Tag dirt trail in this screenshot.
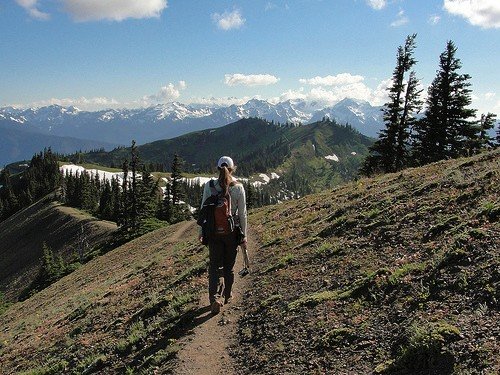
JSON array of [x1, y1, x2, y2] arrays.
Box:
[[166, 220, 197, 243], [174, 232, 255, 375]]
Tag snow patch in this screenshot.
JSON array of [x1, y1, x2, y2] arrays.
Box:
[[181, 176, 212, 186], [60, 164, 137, 184], [259, 173, 270, 183], [351, 151, 357, 155], [325, 154, 339, 162]]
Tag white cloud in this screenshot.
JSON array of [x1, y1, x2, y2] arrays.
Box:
[[299, 73, 365, 86], [212, 9, 245, 30], [270, 78, 391, 108], [484, 92, 496, 100], [27, 96, 120, 110], [429, 14, 441, 25], [15, 0, 50, 20], [188, 96, 255, 107], [61, 0, 167, 22], [391, 10, 409, 27], [371, 79, 392, 106], [366, 0, 386, 10], [224, 74, 279, 87], [444, 0, 500, 29], [143, 81, 187, 103]]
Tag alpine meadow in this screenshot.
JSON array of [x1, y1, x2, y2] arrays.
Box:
[[1, 1, 499, 374]]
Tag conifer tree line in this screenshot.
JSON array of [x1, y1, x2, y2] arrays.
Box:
[[0, 149, 61, 221], [61, 143, 191, 235], [361, 35, 499, 176]]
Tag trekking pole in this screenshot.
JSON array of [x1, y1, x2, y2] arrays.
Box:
[[239, 244, 250, 276]]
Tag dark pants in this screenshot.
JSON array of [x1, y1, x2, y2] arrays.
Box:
[[208, 232, 238, 304]]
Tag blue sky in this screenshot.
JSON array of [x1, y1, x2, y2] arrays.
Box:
[[1, 0, 499, 115]]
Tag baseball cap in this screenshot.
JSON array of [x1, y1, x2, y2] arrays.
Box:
[[217, 156, 234, 169]]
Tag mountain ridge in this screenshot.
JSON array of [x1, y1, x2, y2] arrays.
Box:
[[1, 98, 384, 146]]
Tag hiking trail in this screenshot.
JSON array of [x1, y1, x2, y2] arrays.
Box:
[[173, 231, 255, 375]]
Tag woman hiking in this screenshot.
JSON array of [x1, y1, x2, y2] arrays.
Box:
[[198, 156, 248, 315]]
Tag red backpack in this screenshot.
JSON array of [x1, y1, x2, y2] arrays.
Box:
[[210, 180, 235, 235]]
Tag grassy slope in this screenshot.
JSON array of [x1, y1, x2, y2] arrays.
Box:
[[0, 149, 497, 374], [0, 196, 117, 302], [234, 149, 499, 374], [0, 222, 205, 374]]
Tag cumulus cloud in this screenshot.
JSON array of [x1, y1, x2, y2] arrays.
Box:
[[429, 14, 441, 25], [484, 92, 496, 100], [444, 0, 500, 29], [143, 81, 187, 104], [366, 0, 386, 10], [299, 73, 365, 86], [270, 77, 391, 108], [391, 10, 409, 27], [224, 74, 279, 87], [62, 0, 167, 22], [15, 0, 50, 20], [212, 9, 245, 30]]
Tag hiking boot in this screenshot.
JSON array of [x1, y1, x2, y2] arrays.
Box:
[[211, 300, 222, 315], [224, 294, 233, 305]]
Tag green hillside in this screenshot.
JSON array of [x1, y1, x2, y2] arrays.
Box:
[[1, 149, 496, 374], [82, 118, 371, 173], [0, 196, 117, 302], [234, 149, 499, 374]]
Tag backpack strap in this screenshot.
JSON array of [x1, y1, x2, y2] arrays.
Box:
[[209, 179, 218, 196]]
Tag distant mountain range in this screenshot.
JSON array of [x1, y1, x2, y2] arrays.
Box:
[[0, 98, 383, 166]]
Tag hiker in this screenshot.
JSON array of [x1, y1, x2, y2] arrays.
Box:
[[198, 156, 248, 315]]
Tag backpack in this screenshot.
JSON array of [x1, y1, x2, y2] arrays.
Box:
[[197, 180, 235, 243]]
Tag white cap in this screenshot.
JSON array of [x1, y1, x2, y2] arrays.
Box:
[[217, 156, 234, 169]]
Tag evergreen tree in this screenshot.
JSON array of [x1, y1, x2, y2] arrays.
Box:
[[39, 242, 65, 285], [0, 169, 18, 217], [111, 176, 121, 222], [413, 40, 477, 163], [477, 113, 497, 150], [171, 154, 183, 206], [118, 159, 130, 229], [361, 34, 421, 175], [245, 181, 257, 209], [129, 140, 140, 231], [99, 180, 113, 220], [162, 182, 172, 222], [137, 164, 159, 222], [169, 154, 190, 223]]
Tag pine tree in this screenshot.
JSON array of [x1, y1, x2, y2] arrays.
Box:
[[171, 154, 183, 206], [0, 169, 18, 216], [129, 140, 140, 232], [413, 41, 477, 163], [99, 180, 113, 220], [118, 159, 130, 229], [111, 176, 121, 222], [477, 113, 497, 151], [361, 34, 421, 175], [245, 181, 257, 209], [162, 182, 172, 222]]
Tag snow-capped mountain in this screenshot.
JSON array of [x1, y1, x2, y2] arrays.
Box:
[[0, 98, 383, 147], [311, 98, 384, 137]]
